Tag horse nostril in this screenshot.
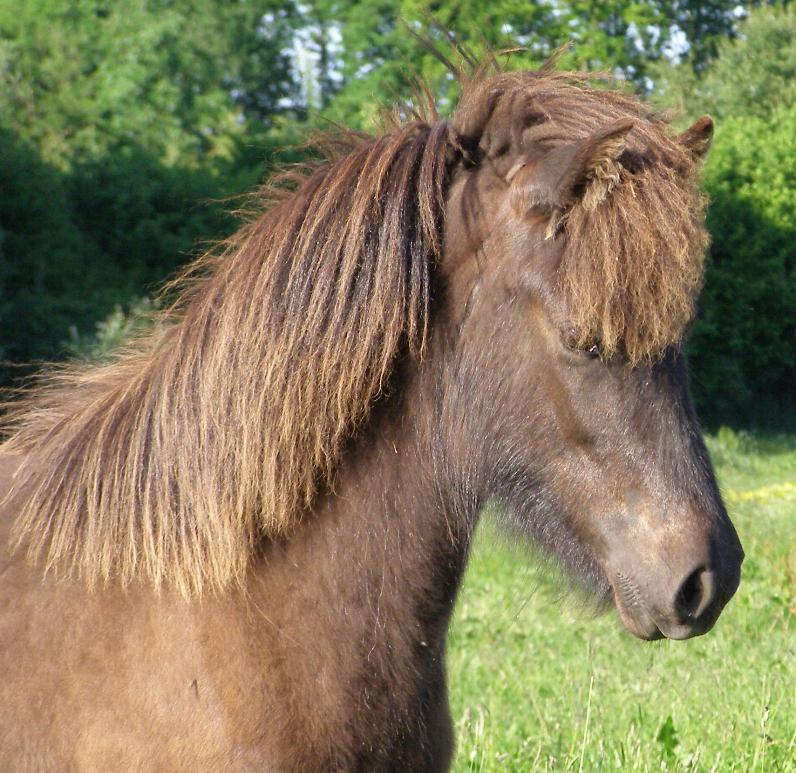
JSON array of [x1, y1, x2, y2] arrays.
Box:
[[674, 566, 715, 623]]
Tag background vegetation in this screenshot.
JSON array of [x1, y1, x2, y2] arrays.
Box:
[[1, 1, 794, 427]]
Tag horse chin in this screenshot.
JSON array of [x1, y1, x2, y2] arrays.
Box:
[[612, 594, 666, 641], [536, 537, 615, 613], [496, 492, 614, 607]]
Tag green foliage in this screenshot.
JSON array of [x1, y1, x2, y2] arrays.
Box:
[[306, 0, 737, 128], [706, 427, 796, 489], [688, 111, 796, 426], [647, 5, 796, 426], [0, 0, 309, 384], [64, 297, 156, 361], [0, 127, 107, 367], [0, 0, 299, 168], [0, 0, 793, 427], [656, 715, 680, 761], [0, 128, 248, 377], [653, 4, 796, 121]]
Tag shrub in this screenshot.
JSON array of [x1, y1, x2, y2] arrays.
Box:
[[689, 106, 796, 426]]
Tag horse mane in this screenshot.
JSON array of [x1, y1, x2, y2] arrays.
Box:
[[0, 63, 708, 595], [1, 120, 453, 595]]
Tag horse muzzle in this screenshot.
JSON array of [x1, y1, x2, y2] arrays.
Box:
[[608, 533, 744, 641]]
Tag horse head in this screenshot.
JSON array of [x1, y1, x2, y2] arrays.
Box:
[[436, 73, 743, 640]]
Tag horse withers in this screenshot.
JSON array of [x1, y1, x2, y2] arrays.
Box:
[[0, 65, 742, 770]]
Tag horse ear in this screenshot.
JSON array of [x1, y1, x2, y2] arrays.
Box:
[[508, 119, 633, 232], [678, 115, 714, 161]]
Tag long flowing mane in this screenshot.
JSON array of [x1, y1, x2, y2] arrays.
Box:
[[1, 121, 453, 595], [0, 63, 708, 595]]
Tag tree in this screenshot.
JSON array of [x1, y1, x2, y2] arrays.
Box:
[[291, 0, 739, 129], [0, 0, 300, 168], [0, 0, 310, 382], [650, 5, 796, 424], [0, 127, 108, 368], [0, 126, 244, 375], [689, 106, 796, 424], [652, 4, 796, 121]]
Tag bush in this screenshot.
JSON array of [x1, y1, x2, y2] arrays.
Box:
[[688, 106, 796, 426], [64, 297, 157, 361], [652, 5, 796, 123], [0, 127, 107, 370], [0, 130, 260, 384]]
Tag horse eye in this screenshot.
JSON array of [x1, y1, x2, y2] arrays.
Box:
[[585, 342, 601, 358], [563, 329, 601, 358]]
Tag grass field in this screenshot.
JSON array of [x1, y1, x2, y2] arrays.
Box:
[[447, 429, 796, 771]]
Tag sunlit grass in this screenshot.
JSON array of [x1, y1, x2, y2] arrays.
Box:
[[448, 429, 796, 771]]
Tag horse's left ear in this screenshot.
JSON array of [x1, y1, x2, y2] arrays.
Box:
[[678, 115, 714, 161]]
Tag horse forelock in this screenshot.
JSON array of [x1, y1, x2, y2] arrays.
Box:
[[451, 69, 709, 364]]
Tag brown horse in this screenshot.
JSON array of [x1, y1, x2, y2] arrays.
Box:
[[0, 64, 743, 771]]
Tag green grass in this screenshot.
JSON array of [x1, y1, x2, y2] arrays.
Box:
[[447, 429, 796, 771]]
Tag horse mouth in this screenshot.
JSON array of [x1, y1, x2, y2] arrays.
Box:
[[611, 563, 733, 642], [612, 571, 665, 641]]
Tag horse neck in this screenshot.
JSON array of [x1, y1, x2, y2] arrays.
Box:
[[247, 357, 479, 655]]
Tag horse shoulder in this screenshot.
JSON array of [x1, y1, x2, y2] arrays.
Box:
[[0, 451, 283, 769]]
